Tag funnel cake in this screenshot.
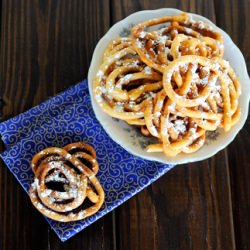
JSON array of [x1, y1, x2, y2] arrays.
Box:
[[94, 37, 162, 121], [131, 13, 224, 73], [93, 12, 241, 158], [143, 91, 206, 157], [29, 142, 104, 222], [163, 56, 241, 132]]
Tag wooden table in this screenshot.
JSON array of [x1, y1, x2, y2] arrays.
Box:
[[0, 1, 249, 249]]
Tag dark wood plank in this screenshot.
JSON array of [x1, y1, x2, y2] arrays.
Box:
[[0, 1, 49, 249], [49, 213, 115, 249], [2, 0, 247, 249], [0, 0, 115, 249], [117, 154, 235, 250], [214, 0, 250, 249], [112, 1, 236, 249]]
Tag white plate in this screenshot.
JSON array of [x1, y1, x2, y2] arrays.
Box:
[[88, 8, 250, 164]]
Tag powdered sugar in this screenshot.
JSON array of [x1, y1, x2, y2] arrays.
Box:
[[168, 103, 176, 112], [143, 66, 153, 75], [40, 189, 52, 198], [37, 203, 43, 210], [197, 21, 205, 29], [49, 161, 63, 168], [31, 178, 39, 189], [139, 31, 146, 38], [172, 119, 187, 134]]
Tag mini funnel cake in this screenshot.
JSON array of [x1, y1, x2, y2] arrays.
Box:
[[29, 142, 104, 222]]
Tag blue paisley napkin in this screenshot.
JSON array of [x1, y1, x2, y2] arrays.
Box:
[[0, 80, 174, 241]]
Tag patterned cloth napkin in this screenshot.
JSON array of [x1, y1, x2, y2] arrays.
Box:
[[0, 80, 173, 241]]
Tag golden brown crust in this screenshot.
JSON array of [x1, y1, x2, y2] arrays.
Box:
[[29, 142, 104, 222], [93, 12, 241, 158]]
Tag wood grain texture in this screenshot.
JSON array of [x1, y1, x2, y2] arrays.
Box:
[[0, 1, 49, 249], [214, 0, 250, 249], [0, 0, 249, 249], [112, 0, 236, 249], [0, 0, 115, 249], [110, 0, 216, 23], [116, 152, 235, 250]]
